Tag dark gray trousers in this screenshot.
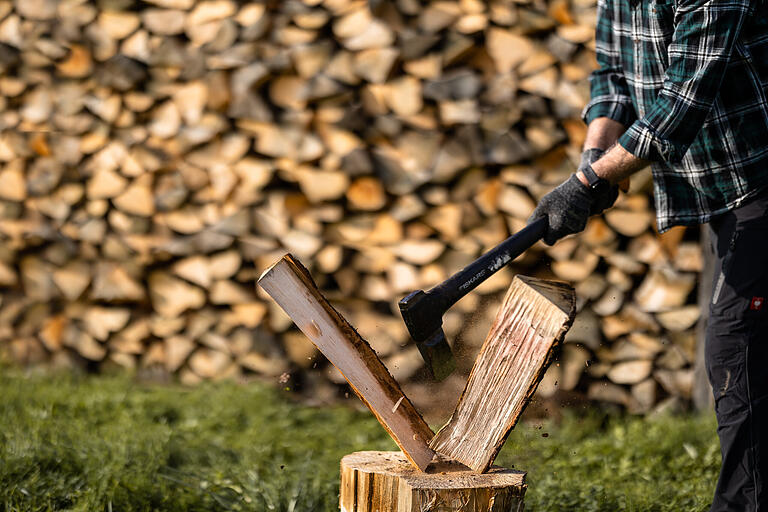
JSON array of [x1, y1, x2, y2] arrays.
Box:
[[706, 193, 768, 511]]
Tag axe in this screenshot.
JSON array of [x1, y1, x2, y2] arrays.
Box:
[[399, 217, 547, 380]]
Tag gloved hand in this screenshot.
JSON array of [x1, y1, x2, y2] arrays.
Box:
[[529, 173, 618, 246]]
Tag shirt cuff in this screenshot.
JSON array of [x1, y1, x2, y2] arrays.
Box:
[[617, 119, 687, 163], [581, 95, 637, 126]]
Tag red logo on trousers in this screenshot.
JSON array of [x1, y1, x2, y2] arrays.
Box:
[[750, 297, 764, 311]]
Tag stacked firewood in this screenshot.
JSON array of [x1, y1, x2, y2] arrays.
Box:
[[0, 0, 701, 414]]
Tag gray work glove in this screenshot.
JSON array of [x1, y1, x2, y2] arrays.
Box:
[[529, 174, 618, 246]]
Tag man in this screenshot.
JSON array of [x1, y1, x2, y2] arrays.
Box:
[[528, 0, 768, 508]]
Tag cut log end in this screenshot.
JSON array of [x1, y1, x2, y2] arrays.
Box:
[[340, 451, 526, 512]]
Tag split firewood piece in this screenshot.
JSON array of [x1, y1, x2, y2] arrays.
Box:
[[83, 307, 131, 342], [39, 314, 66, 352], [560, 343, 591, 391], [588, 381, 630, 406], [340, 451, 526, 512], [656, 305, 700, 332], [141, 9, 186, 35], [607, 360, 653, 385], [346, 176, 386, 211], [293, 167, 349, 204], [0, 159, 26, 201], [629, 379, 658, 414], [148, 272, 205, 317], [551, 248, 599, 282], [20, 256, 56, 301], [63, 325, 106, 361], [430, 276, 576, 473], [110, 319, 149, 355], [655, 368, 694, 399], [605, 209, 653, 237], [57, 44, 93, 78], [52, 261, 91, 301], [673, 242, 703, 272], [657, 225, 687, 258], [258, 254, 435, 471], [189, 347, 232, 379], [486, 27, 534, 74], [634, 267, 696, 313]]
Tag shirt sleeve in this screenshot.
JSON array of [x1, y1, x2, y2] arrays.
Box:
[[617, 0, 751, 163], [581, 0, 638, 127]]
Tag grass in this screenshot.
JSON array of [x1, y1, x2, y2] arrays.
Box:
[[0, 371, 720, 511], [497, 410, 720, 511]]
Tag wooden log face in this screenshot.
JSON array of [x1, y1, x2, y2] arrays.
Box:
[[340, 451, 526, 512], [258, 254, 435, 471], [430, 276, 576, 473]]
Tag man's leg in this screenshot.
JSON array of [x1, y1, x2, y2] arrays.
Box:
[[706, 195, 768, 512]]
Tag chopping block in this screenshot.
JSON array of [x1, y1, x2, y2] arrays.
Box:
[[340, 451, 526, 512]]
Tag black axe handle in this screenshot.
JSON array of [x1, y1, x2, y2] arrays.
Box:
[[427, 217, 547, 312]]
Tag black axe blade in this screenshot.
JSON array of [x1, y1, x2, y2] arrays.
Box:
[[398, 218, 547, 380], [399, 289, 455, 381]]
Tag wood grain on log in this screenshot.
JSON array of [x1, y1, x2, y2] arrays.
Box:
[[430, 276, 576, 472], [258, 254, 435, 471]]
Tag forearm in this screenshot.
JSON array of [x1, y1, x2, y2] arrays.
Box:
[[588, 143, 650, 185], [583, 117, 626, 151], [577, 117, 648, 187]]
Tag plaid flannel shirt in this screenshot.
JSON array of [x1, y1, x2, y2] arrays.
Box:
[[581, 0, 768, 231]]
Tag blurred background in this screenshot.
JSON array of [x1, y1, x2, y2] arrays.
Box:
[[0, 0, 709, 421]]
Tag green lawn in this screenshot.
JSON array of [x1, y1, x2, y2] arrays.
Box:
[[0, 371, 720, 511]]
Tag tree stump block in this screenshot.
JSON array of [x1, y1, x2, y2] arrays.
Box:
[[340, 451, 526, 512]]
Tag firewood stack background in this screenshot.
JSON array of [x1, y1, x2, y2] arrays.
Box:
[[0, 0, 702, 416]]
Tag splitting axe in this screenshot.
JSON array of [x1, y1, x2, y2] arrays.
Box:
[[398, 217, 547, 380]]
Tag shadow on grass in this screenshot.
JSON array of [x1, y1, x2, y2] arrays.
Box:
[[0, 371, 719, 511]]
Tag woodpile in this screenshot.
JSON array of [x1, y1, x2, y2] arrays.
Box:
[[0, 0, 702, 415]]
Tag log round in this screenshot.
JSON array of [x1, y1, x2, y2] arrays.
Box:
[[340, 451, 526, 512]]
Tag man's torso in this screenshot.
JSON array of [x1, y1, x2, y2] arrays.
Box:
[[597, 0, 768, 229]]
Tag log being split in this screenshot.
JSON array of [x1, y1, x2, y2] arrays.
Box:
[[258, 254, 435, 471], [431, 276, 576, 472], [340, 451, 526, 512]]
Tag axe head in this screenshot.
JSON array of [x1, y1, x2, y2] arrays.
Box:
[[398, 290, 456, 381]]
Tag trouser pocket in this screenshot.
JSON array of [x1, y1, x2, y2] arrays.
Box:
[[709, 207, 768, 323]]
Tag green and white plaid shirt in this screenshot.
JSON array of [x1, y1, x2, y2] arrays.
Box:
[[581, 0, 768, 231]]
